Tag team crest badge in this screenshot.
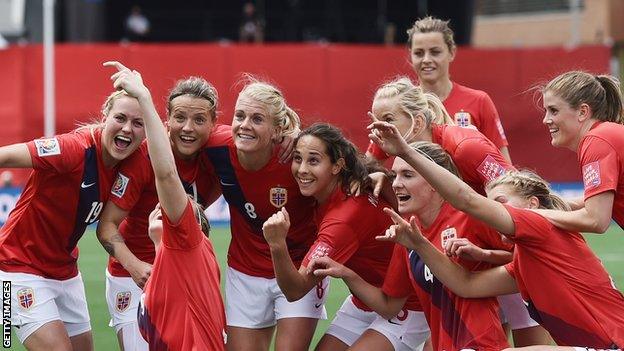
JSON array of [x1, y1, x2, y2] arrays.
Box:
[[269, 187, 288, 208], [441, 227, 457, 247], [111, 173, 130, 198], [477, 155, 505, 182], [34, 138, 61, 157], [582, 161, 601, 190], [17, 288, 34, 310], [454, 111, 472, 127], [116, 291, 132, 312]]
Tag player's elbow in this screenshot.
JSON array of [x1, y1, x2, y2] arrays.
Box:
[[593, 218, 610, 234], [453, 187, 478, 213]]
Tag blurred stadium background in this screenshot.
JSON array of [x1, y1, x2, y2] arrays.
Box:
[[1, 0, 623, 349]]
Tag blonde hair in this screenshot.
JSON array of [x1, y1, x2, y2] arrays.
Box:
[[543, 71, 624, 125], [238, 76, 301, 138], [407, 16, 456, 52], [76, 90, 133, 130], [167, 77, 218, 120], [486, 170, 570, 211], [373, 77, 454, 139]]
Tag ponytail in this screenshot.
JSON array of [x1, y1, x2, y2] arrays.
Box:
[[595, 75, 624, 124]]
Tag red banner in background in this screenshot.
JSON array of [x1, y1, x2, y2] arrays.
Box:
[[0, 43, 610, 183]]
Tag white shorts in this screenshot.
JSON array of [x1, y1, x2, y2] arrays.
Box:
[[497, 293, 539, 330], [326, 295, 429, 350], [105, 269, 142, 332], [225, 266, 329, 328], [0, 270, 91, 343]]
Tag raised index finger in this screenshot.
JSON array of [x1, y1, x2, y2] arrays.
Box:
[[103, 61, 129, 72], [382, 207, 405, 224]]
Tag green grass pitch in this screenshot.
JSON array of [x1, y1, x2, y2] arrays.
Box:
[[8, 225, 624, 350]]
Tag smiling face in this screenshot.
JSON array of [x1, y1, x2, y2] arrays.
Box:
[[232, 95, 279, 156], [391, 157, 439, 216], [542, 91, 586, 150], [101, 95, 145, 165], [168, 95, 215, 159], [410, 32, 454, 85], [291, 135, 342, 204], [371, 96, 415, 138]]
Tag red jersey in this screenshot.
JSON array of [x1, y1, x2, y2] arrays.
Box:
[[301, 187, 395, 311], [108, 142, 221, 277], [0, 128, 117, 280], [444, 82, 508, 149], [204, 125, 317, 278], [504, 205, 624, 348], [432, 124, 513, 195], [382, 203, 510, 351], [578, 121, 624, 229], [138, 201, 225, 351]]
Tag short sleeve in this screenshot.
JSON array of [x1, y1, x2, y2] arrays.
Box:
[[470, 219, 514, 252], [162, 200, 204, 250], [579, 136, 619, 200], [503, 205, 549, 246], [454, 137, 512, 185], [301, 219, 359, 267], [478, 93, 508, 148], [504, 261, 516, 279], [27, 133, 84, 174], [110, 149, 152, 211], [366, 141, 390, 162], [382, 245, 414, 299]]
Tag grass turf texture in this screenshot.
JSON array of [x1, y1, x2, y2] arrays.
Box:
[[8, 224, 624, 350]]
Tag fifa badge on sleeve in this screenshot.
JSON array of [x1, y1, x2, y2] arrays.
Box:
[[34, 138, 61, 157], [269, 187, 288, 208]]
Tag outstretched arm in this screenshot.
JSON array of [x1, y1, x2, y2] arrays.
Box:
[[378, 208, 518, 298], [308, 256, 406, 319], [0, 144, 32, 168], [368, 121, 515, 235], [105, 61, 187, 223], [533, 192, 614, 234]]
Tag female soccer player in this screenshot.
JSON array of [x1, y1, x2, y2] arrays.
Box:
[[203, 78, 326, 351], [366, 77, 511, 195], [408, 16, 511, 161], [369, 120, 624, 348], [96, 77, 222, 350], [367, 77, 550, 346], [106, 61, 226, 350], [308, 141, 514, 351], [263, 123, 431, 351], [0, 86, 145, 349], [531, 71, 624, 233]]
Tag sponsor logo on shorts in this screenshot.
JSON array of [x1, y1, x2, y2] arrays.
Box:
[[116, 291, 132, 312], [16, 288, 34, 310], [269, 187, 288, 208], [34, 138, 61, 157], [441, 227, 457, 247], [582, 161, 601, 190], [388, 308, 408, 325], [454, 111, 472, 127], [111, 173, 130, 198], [477, 155, 505, 182]]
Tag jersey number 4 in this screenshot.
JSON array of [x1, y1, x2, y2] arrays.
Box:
[[85, 201, 104, 224]]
